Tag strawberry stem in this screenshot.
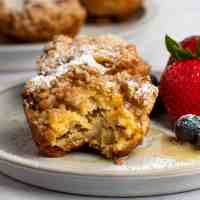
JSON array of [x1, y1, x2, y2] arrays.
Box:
[[165, 35, 193, 60]]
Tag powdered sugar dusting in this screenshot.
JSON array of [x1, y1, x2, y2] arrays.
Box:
[[4, 0, 62, 12], [28, 53, 105, 91], [5, 0, 24, 11], [135, 83, 158, 105], [70, 54, 105, 73], [127, 79, 139, 88], [38, 34, 130, 74], [28, 75, 55, 90]]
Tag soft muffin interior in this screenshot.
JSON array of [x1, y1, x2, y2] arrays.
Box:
[[38, 85, 142, 158]]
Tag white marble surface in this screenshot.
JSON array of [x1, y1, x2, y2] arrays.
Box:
[[1, 0, 200, 199]]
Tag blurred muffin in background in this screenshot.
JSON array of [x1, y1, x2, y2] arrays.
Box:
[[0, 0, 86, 42], [82, 0, 144, 22]]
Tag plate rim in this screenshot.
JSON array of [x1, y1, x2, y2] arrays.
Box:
[[1, 155, 200, 180], [0, 43, 45, 53]]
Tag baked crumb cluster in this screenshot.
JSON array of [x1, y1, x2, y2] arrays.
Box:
[[0, 0, 86, 42], [22, 35, 158, 159]]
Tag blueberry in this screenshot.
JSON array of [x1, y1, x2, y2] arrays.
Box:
[[150, 73, 166, 117], [175, 114, 200, 146]]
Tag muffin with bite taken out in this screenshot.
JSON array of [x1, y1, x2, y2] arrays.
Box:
[[22, 34, 158, 159]]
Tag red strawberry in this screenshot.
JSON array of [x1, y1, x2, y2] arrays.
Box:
[[181, 36, 200, 53], [167, 35, 200, 66], [160, 35, 200, 122]]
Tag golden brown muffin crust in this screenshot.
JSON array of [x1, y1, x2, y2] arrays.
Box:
[[82, 0, 143, 21], [0, 0, 86, 42]]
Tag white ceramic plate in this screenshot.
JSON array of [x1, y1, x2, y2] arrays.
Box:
[[0, 0, 157, 72], [1, 84, 200, 197], [0, 39, 43, 72]]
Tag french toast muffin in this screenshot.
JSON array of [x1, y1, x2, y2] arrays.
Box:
[[82, 0, 143, 21], [22, 35, 158, 159], [0, 0, 86, 42]]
